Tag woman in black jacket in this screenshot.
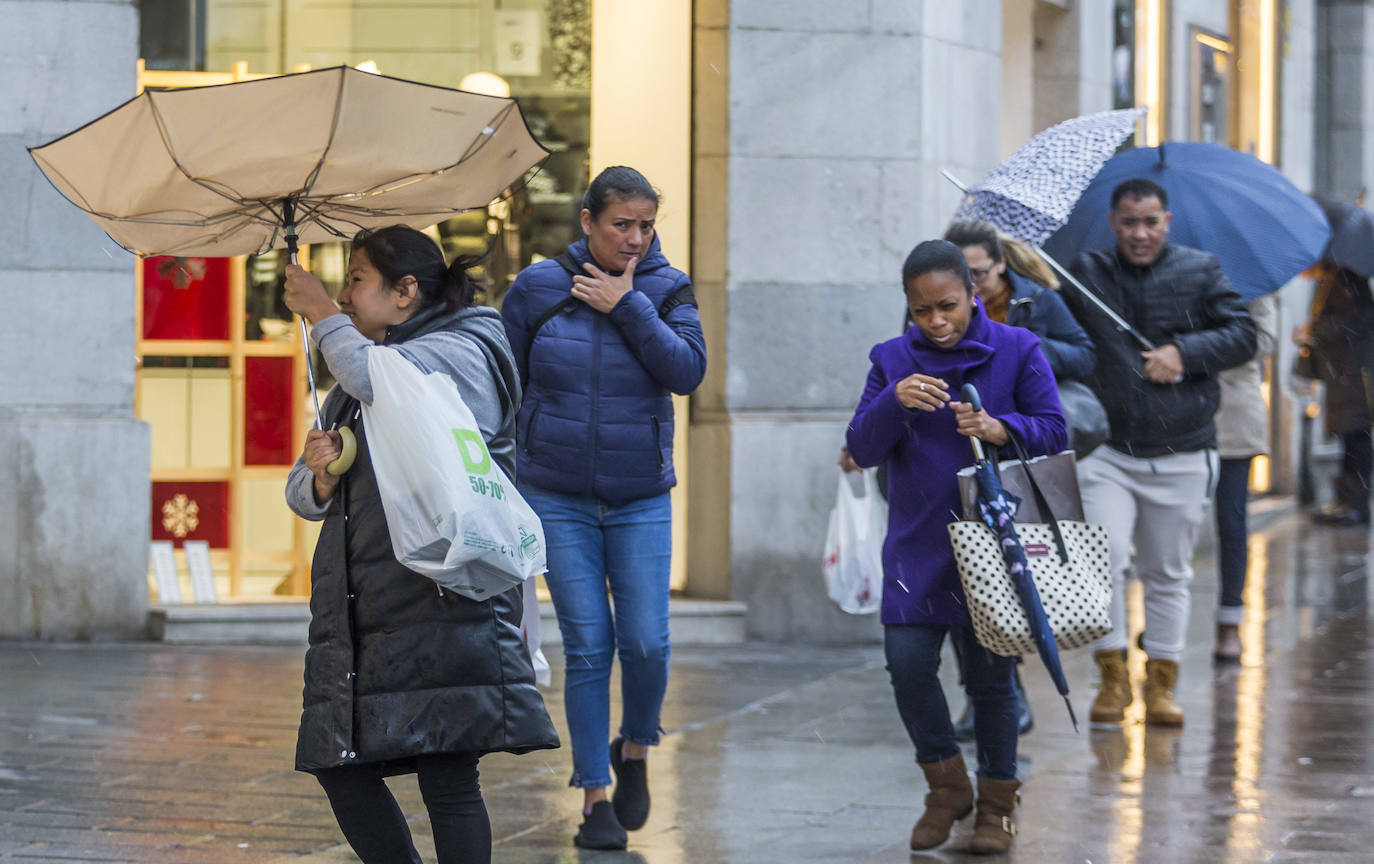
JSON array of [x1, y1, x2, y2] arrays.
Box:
[[283, 225, 558, 864], [1294, 263, 1374, 525]]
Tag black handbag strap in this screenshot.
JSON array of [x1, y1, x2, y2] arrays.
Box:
[[997, 423, 1071, 565]]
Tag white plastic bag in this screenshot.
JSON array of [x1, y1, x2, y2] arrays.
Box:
[[362, 346, 546, 600], [521, 578, 552, 687], [820, 469, 886, 615]]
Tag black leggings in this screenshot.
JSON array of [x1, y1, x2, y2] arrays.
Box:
[[315, 752, 490, 864]]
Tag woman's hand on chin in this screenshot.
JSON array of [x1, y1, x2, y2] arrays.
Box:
[[571, 258, 637, 313], [950, 402, 1009, 446]]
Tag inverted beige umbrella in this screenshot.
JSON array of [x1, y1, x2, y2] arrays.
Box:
[[30, 65, 548, 455]]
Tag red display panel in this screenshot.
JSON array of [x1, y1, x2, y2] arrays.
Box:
[[151, 481, 230, 548], [142, 256, 231, 340], [244, 356, 295, 465]]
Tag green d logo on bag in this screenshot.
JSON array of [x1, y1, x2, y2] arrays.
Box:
[[452, 428, 492, 475]]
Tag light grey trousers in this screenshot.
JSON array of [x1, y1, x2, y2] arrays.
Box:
[[1078, 445, 1217, 663]]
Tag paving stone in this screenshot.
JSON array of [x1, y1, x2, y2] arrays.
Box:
[[5, 512, 1374, 861]]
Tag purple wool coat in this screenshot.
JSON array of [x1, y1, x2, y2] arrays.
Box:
[[845, 297, 1067, 627]]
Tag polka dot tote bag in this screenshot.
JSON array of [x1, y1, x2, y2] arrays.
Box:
[[948, 518, 1112, 656], [948, 431, 1113, 657]]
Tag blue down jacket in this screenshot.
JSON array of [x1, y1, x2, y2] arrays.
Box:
[[501, 235, 706, 503]]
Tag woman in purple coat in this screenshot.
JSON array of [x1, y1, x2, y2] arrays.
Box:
[[846, 240, 1065, 855]]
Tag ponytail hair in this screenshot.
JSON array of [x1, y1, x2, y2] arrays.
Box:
[[998, 233, 1059, 290], [583, 166, 659, 219], [351, 225, 482, 312], [944, 218, 1059, 290]]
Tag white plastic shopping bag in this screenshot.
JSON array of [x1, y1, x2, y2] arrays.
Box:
[[362, 346, 546, 600], [820, 469, 885, 615], [521, 578, 552, 687]]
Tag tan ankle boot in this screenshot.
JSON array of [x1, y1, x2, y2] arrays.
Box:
[[1089, 650, 1132, 724], [968, 776, 1021, 854], [909, 752, 974, 851], [1144, 658, 1184, 726]]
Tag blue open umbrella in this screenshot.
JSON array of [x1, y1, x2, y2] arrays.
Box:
[[1043, 141, 1330, 299], [962, 385, 1078, 731]]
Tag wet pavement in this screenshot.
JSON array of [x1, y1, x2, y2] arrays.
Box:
[[4, 507, 1374, 862]]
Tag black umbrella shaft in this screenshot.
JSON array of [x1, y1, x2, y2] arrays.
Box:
[[1034, 249, 1156, 351]]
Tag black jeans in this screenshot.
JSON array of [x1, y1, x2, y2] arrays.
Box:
[[315, 752, 490, 864], [884, 624, 1017, 780], [1342, 428, 1373, 517], [1215, 457, 1252, 617]]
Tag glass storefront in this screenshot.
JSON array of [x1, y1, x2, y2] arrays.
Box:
[[1189, 28, 1231, 145], [137, 0, 594, 601]]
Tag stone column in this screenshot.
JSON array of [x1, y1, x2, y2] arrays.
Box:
[[1030, 0, 1115, 131], [0, 0, 150, 639], [698, 1, 1003, 641], [1316, 0, 1374, 197]]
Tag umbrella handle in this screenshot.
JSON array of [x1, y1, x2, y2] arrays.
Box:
[[282, 196, 325, 431], [961, 383, 986, 463]]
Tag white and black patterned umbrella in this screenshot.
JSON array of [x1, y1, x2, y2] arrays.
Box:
[[952, 107, 1146, 246]]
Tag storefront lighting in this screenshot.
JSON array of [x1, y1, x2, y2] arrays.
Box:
[[1195, 32, 1232, 54], [1258, 0, 1276, 163], [458, 71, 512, 98], [1137, 0, 1165, 145]]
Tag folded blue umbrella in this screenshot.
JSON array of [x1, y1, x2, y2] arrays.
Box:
[[962, 385, 1078, 732], [1043, 141, 1331, 299]]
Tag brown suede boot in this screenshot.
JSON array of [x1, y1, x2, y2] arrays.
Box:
[[968, 776, 1021, 855], [1144, 658, 1184, 726], [1089, 649, 1132, 724], [909, 752, 974, 851]]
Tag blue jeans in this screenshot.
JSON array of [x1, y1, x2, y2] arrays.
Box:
[[884, 625, 1018, 781], [1214, 457, 1252, 623], [519, 484, 672, 789]]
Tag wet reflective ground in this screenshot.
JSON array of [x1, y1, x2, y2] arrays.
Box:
[[4, 508, 1374, 862]]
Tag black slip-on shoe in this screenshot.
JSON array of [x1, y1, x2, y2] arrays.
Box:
[[573, 801, 626, 850], [610, 736, 651, 830]]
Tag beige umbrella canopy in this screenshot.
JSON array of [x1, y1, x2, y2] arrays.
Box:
[[31, 65, 547, 448], [29, 65, 549, 257]]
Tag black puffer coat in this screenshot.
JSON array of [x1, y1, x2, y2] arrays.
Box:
[[294, 306, 559, 774], [1065, 244, 1257, 458]]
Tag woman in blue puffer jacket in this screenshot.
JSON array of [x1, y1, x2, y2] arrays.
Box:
[[500, 166, 706, 850]]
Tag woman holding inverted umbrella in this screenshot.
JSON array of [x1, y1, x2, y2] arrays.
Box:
[[846, 240, 1065, 855], [28, 66, 562, 864], [283, 226, 559, 864]]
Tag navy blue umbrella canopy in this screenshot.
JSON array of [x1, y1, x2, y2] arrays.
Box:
[[1043, 142, 1331, 299], [1313, 195, 1374, 278]]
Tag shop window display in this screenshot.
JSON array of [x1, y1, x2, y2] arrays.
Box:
[[136, 0, 593, 600]]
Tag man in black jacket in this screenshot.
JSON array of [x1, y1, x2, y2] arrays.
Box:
[[1063, 178, 1256, 729]]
